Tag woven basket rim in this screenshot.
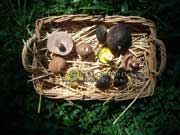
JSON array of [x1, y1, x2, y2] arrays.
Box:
[[35, 14, 156, 26], [22, 15, 166, 101], [34, 14, 157, 38]]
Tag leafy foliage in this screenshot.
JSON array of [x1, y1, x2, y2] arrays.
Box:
[[0, 0, 180, 135]]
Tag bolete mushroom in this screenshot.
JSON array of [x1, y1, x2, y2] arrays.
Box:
[[95, 74, 112, 90], [106, 24, 132, 57], [76, 43, 93, 56], [96, 25, 107, 44], [47, 31, 73, 56], [48, 57, 66, 74]]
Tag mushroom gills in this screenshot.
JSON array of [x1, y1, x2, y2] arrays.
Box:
[[123, 54, 140, 71]]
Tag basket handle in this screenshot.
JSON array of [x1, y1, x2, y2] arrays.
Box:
[[153, 38, 167, 76], [22, 34, 37, 73]]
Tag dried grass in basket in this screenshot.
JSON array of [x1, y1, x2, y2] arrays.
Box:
[[22, 15, 166, 102]]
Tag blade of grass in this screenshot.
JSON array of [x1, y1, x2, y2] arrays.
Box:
[[113, 80, 150, 124], [80, 5, 114, 12]]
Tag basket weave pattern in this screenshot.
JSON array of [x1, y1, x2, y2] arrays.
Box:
[[22, 15, 166, 101]]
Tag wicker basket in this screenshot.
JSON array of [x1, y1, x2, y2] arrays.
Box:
[[22, 15, 166, 101]]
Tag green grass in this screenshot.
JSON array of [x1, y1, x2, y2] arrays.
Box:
[[0, 0, 180, 134]]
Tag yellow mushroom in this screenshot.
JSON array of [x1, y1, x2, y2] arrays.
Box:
[[65, 67, 83, 82], [98, 47, 114, 64]]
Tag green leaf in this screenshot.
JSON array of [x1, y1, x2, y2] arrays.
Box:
[[80, 5, 114, 11], [63, 116, 77, 126], [121, 1, 128, 13]]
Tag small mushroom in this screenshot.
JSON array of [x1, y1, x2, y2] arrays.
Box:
[[96, 25, 107, 44], [47, 31, 73, 56], [76, 43, 93, 56], [123, 54, 139, 71], [114, 68, 128, 87], [96, 74, 112, 90], [48, 57, 66, 74], [98, 47, 114, 64], [106, 24, 132, 57], [65, 67, 84, 82]]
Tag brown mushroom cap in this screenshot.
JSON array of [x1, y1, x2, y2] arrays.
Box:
[[96, 74, 112, 90], [123, 54, 139, 71], [76, 43, 93, 56], [106, 24, 132, 57], [96, 25, 107, 44], [48, 57, 66, 74], [47, 31, 73, 56]]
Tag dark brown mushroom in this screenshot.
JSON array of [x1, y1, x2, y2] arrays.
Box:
[[106, 24, 132, 57], [47, 31, 73, 56], [96, 25, 107, 44], [76, 43, 94, 56], [95, 74, 112, 90], [48, 57, 66, 74], [114, 68, 128, 87]]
